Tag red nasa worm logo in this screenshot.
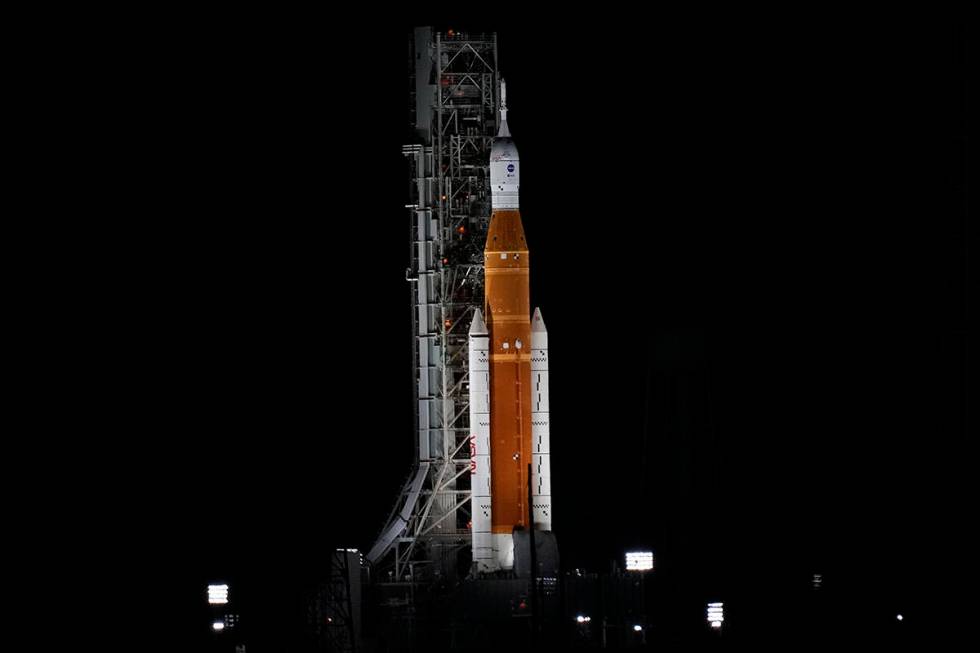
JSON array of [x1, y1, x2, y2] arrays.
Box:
[[469, 435, 477, 473]]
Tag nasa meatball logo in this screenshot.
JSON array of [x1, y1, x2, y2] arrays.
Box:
[[507, 164, 515, 173]]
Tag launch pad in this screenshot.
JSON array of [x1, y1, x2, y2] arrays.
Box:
[[313, 550, 650, 652], [308, 26, 646, 652]]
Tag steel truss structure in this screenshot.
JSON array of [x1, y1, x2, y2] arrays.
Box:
[[310, 549, 364, 652], [368, 27, 500, 580]]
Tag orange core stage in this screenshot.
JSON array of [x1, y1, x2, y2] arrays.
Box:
[[484, 209, 532, 534]]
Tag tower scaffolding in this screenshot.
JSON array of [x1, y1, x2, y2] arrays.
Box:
[[367, 27, 500, 580]]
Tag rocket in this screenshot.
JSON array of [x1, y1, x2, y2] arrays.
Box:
[[469, 81, 552, 573]]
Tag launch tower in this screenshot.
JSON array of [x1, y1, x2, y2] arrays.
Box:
[[367, 27, 500, 579]]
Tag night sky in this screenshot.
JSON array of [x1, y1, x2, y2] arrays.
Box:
[[79, 10, 968, 648]]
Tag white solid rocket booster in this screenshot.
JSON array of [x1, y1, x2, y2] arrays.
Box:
[[530, 306, 552, 530], [468, 309, 494, 571]]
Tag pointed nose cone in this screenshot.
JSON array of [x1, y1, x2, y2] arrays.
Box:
[[531, 307, 547, 332], [469, 308, 489, 336]]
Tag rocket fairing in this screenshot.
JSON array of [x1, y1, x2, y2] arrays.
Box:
[[468, 80, 552, 573]]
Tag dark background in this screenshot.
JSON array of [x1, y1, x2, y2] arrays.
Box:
[[60, 8, 968, 649]]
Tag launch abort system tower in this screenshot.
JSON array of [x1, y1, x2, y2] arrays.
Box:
[[367, 27, 500, 579]]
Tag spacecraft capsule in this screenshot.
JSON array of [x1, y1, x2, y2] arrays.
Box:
[[490, 81, 519, 210]]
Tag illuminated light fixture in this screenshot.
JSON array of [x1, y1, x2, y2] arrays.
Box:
[[625, 551, 654, 571], [457, 226, 466, 234], [633, 625, 643, 632], [812, 573, 823, 590], [208, 584, 228, 605], [897, 614, 903, 621], [212, 621, 225, 631], [576, 615, 591, 623], [707, 602, 724, 629]]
